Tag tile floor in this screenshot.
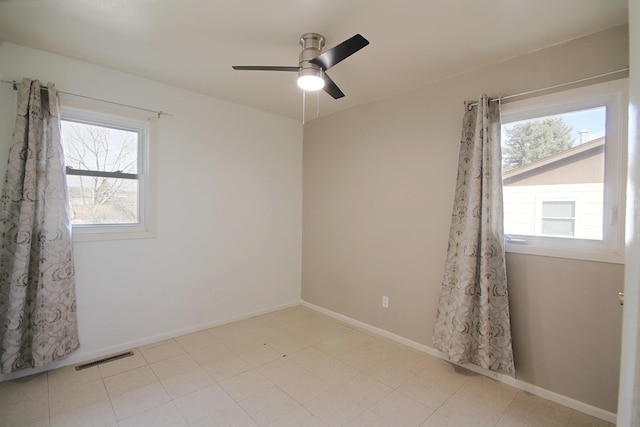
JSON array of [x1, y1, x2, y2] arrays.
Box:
[[0, 306, 614, 427]]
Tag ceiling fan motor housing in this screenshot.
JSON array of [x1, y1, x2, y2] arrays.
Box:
[[299, 33, 325, 79]]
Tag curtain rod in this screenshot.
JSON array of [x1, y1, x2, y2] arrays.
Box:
[[466, 67, 630, 109], [1, 79, 172, 118]]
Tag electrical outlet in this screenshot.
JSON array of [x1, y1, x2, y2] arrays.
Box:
[[382, 296, 389, 308]]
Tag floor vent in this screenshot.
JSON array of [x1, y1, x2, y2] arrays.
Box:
[[75, 351, 134, 371]]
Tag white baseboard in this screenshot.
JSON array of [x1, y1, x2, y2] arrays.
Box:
[[0, 300, 299, 383], [301, 300, 617, 425]]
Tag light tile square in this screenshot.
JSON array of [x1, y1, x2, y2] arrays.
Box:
[[149, 354, 201, 380], [201, 353, 253, 381], [286, 347, 336, 370], [275, 369, 333, 404], [304, 391, 369, 426], [160, 368, 214, 399], [421, 412, 470, 426], [188, 402, 258, 427], [339, 374, 393, 407], [216, 329, 262, 353], [256, 357, 307, 384], [496, 392, 574, 427], [103, 365, 157, 397], [434, 375, 517, 425], [139, 340, 187, 364], [301, 323, 357, 346], [118, 402, 188, 427], [49, 378, 108, 416], [263, 334, 308, 355], [175, 330, 219, 352], [397, 365, 469, 411], [337, 338, 397, 371], [190, 342, 239, 366], [304, 374, 391, 426], [308, 355, 359, 385], [267, 406, 328, 427], [0, 391, 49, 427], [0, 372, 48, 405], [109, 381, 171, 420], [219, 369, 273, 402], [238, 385, 300, 426], [568, 410, 614, 427], [48, 365, 101, 392], [364, 349, 431, 389], [371, 391, 432, 426], [142, 339, 175, 349], [173, 384, 236, 424], [315, 330, 373, 361], [50, 398, 116, 427], [344, 410, 394, 427], [236, 343, 283, 368]]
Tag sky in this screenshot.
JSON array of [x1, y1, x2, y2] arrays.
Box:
[[502, 106, 606, 147], [560, 106, 606, 144]]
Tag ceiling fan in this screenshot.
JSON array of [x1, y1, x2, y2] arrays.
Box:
[[232, 33, 369, 99]]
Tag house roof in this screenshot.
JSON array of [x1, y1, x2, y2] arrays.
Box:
[[503, 137, 605, 185]]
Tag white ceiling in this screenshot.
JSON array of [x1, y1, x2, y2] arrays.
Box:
[[0, 0, 628, 122]]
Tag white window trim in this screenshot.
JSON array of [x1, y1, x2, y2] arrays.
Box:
[[60, 105, 156, 242], [502, 79, 627, 264]]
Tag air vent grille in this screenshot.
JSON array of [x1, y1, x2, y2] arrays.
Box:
[[74, 351, 134, 371]]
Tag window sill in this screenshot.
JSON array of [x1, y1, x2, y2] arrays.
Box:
[[72, 227, 155, 242], [505, 241, 624, 264]]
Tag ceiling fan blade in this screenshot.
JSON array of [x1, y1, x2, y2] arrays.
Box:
[[322, 73, 345, 99], [309, 34, 369, 71], [232, 66, 299, 72]]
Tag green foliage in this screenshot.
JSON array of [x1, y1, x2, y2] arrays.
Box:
[[502, 117, 574, 172]]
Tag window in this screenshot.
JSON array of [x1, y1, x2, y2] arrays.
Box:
[[501, 79, 627, 263], [60, 106, 153, 240]]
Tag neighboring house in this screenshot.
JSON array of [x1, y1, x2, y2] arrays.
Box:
[[503, 137, 605, 240]]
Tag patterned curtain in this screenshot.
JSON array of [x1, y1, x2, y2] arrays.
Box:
[[432, 95, 515, 375], [0, 79, 79, 373]]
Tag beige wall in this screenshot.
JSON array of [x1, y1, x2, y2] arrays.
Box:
[[302, 25, 627, 413]]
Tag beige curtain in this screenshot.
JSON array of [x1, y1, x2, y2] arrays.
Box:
[[433, 95, 515, 375], [0, 79, 79, 373]]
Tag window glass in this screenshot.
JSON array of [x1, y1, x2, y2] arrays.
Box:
[[502, 107, 605, 241], [62, 120, 140, 225]]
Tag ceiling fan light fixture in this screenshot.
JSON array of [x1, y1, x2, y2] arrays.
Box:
[[297, 68, 325, 91]]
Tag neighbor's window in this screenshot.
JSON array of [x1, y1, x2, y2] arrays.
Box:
[[539, 200, 576, 237], [501, 79, 627, 263], [61, 107, 152, 240]]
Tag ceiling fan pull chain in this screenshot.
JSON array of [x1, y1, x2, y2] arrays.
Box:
[[302, 90, 306, 124]]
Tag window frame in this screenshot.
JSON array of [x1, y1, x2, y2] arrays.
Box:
[[501, 79, 627, 264], [60, 105, 155, 241]]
